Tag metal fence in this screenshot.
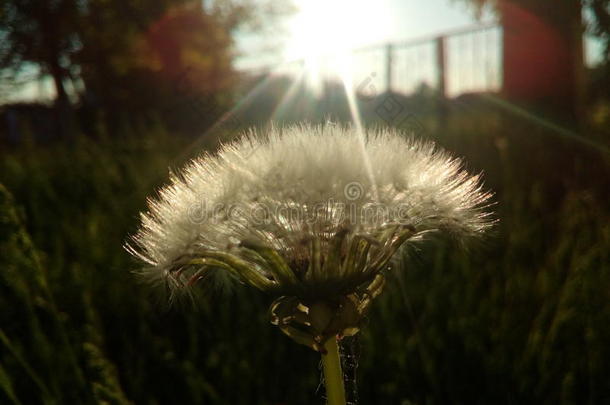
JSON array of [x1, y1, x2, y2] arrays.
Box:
[[255, 23, 503, 99]]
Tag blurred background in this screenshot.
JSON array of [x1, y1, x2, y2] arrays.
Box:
[[1, 0, 609, 404]]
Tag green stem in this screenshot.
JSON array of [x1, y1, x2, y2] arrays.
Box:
[[321, 336, 346, 405]]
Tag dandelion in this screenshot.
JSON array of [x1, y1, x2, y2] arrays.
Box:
[[127, 124, 493, 405]]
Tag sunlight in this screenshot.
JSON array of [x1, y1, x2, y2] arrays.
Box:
[[285, 0, 391, 91], [286, 0, 359, 60], [284, 0, 388, 197], [339, 58, 380, 202]]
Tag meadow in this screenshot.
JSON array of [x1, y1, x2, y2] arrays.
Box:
[[1, 106, 609, 404]]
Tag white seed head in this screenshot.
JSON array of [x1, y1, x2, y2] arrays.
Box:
[[127, 124, 494, 302]]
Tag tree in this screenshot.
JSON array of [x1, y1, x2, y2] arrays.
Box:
[[0, 0, 81, 109], [73, 0, 232, 127], [1, 0, 293, 133]]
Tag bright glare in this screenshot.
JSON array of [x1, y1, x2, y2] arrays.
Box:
[[285, 0, 391, 87], [287, 0, 363, 59]]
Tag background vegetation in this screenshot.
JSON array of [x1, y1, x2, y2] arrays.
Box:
[[1, 100, 609, 404], [1, 0, 610, 404]]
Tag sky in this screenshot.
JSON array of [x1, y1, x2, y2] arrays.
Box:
[[236, 0, 603, 70], [234, 0, 497, 70], [235, 0, 603, 97], [5, 0, 605, 103]]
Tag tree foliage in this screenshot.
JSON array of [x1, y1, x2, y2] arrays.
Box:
[[0, 0, 81, 106], [0, 0, 292, 130]]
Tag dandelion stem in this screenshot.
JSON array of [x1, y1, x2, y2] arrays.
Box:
[[321, 336, 346, 405]]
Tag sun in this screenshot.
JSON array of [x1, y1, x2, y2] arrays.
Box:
[[286, 0, 355, 60], [284, 0, 390, 87]]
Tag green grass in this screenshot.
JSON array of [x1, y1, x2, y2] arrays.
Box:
[[0, 113, 609, 404]]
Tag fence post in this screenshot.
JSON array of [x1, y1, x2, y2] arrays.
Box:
[[436, 36, 447, 98], [385, 43, 393, 93], [436, 36, 448, 128]]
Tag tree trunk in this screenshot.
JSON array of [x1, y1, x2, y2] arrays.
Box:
[[49, 59, 69, 108], [48, 58, 73, 137]]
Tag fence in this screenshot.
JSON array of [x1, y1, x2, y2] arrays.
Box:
[[256, 23, 503, 99]]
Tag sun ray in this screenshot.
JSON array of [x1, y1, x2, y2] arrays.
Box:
[[270, 68, 307, 122], [171, 60, 307, 164], [339, 53, 380, 202]]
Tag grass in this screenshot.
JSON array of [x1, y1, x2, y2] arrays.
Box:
[[0, 110, 609, 404]]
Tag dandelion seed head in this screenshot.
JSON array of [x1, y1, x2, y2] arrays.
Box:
[[127, 124, 494, 348]]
